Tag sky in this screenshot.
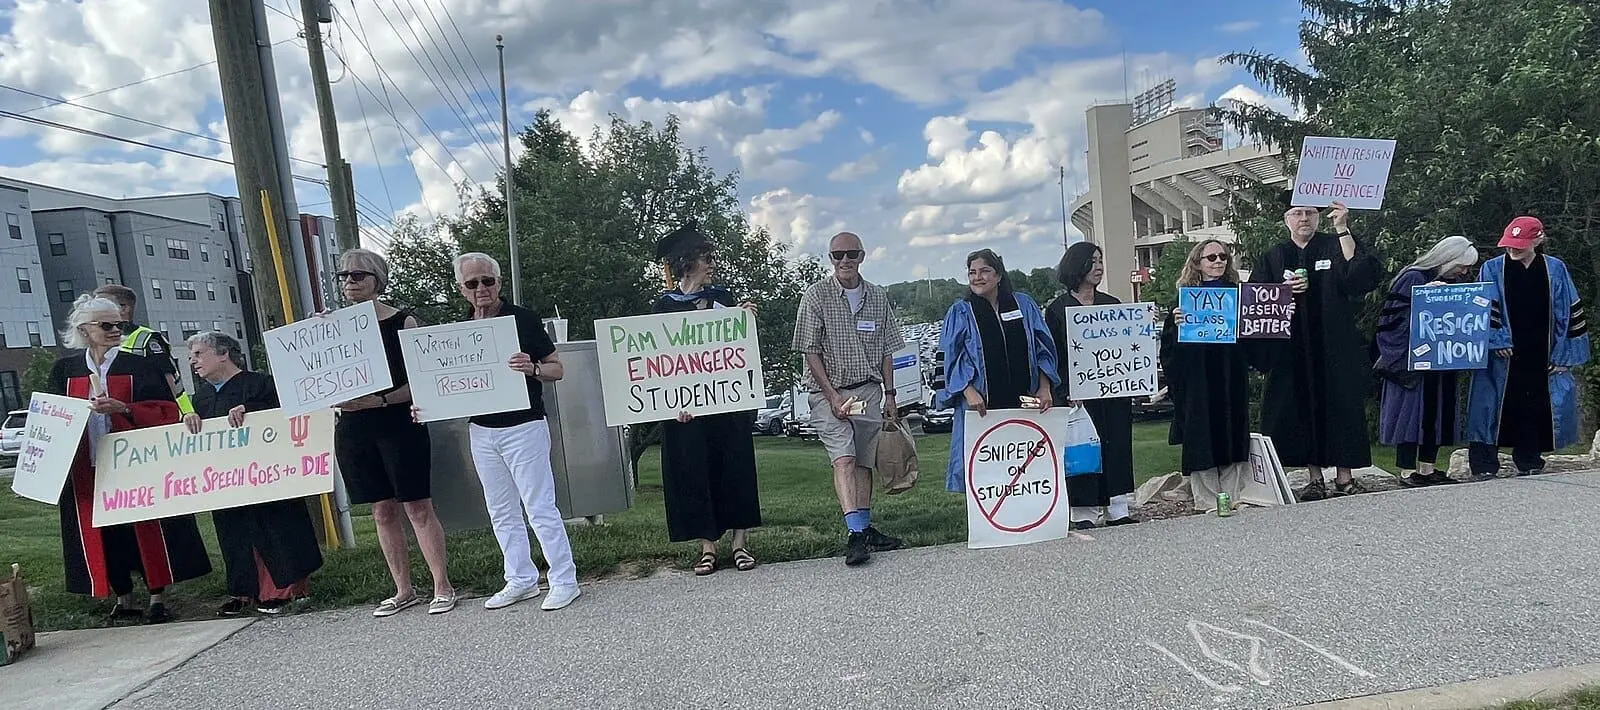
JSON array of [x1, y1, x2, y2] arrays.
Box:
[[0, 0, 1305, 285]]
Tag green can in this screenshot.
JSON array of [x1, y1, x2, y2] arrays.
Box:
[[1216, 491, 1233, 517], [1295, 267, 1308, 281]]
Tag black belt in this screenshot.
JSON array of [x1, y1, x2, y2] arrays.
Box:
[[837, 380, 877, 390]]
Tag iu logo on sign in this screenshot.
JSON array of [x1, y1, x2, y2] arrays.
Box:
[[963, 410, 1071, 549]]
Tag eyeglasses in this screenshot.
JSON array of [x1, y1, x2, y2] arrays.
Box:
[[830, 249, 864, 261], [462, 277, 498, 290], [335, 270, 374, 282], [1201, 253, 1231, 263], [88, 321, 122, 333]]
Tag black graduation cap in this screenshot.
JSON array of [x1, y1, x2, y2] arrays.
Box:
[[655, 220, 710, 261], [1274, 187, 1295, 212]]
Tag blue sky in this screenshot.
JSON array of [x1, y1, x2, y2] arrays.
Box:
[[0, 0, 1306, 284]]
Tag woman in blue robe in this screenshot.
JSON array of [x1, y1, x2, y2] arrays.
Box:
[[938, 249, 1060, 492]]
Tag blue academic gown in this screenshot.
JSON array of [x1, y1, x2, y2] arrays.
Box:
[[1465, 255, 1590, 449], [937, 292, 1060, 492]]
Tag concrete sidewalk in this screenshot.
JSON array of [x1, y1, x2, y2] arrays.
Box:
[[31, 471, 1600, 709], [1, 618, 253, 710]]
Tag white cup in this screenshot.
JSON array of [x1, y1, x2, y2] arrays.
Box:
[[543, 318, 568, 343]]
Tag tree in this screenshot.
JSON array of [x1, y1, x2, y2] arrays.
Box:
[[1139, 237, 1195, 311], [384, 214, 463, 327], [20, 346, 55, 401], [1218, 0, 1600, 428]]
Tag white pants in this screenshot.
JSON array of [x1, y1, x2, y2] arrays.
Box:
[[1189, 463, 1247, 512], [469, 420, 578, 590], [1070, 495, 1132, 525]]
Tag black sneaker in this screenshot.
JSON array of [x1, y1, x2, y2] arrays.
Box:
[[1072, 520, 1097, 531], [217, 599, 249, 617], [1422, 471, 1459, 485], [146, 603, 172, 624], [1469, 472, 1497, 482], [1300, 479, 1328, 501], [256, 599, 287, 615], [844, 532, 871, 566], [1105, 517, 1139, 526], [1399, 472, 1432, 488], [108, 602, 144, 623], [1515, 468, 1545, 477], [863, 526, 902, 552]]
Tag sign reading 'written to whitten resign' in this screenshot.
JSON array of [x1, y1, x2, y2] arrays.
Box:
[[262, 301, 392, 416], [593, 307, 766, 426], [399, 316, 530, 422]]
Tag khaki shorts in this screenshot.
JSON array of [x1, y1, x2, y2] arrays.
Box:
[[809, 384, 884, 468]]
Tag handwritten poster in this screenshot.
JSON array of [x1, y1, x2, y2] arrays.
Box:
[[90, 408, 336, 526], [398, 316, 529, 422], [1239, 284, 1293, 340], [964, 409, 1069, 549], [1177, 287, 1238, 343], [1291, 136, 1397, 210], [1064, 303, 1159, 401], [262, 301, 392, 416], [594, 307, 766, 427], [1408, 282, 1492, 371], [10, 394, 92, 504]]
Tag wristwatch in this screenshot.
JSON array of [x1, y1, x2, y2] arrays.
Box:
[[533, 362, 542, 377], [884, 388, 897, 396]]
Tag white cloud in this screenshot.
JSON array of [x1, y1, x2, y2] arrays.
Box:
[[827, 150, 883, 182], [733, 110, 841, 181], [1217, 20, 1262, 34], [859, 128, 875, 145], [747, 188, 847, 251]]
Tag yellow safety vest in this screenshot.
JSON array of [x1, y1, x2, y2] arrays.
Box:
[[120, 326, 194, 416]]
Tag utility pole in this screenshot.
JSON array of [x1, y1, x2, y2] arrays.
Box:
[[299, 0, 361, 252], [498, 34, 523, 305], [254, 0, 318, 318]]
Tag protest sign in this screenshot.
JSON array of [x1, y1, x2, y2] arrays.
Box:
[[1239, 284, 1294, 340], [1291, 137, 1397, 210], [964, 408, 1070, 549], [399, 316, 529, 422], [1244, 434, 1295, 506], [1408, 282, 1492, 371], [10, 394, 92, 504], [1177, 287, 1238, 344], [262, 301, 392, 416], [594, 307, 766, 427], [1063, 303, 1159, 401], [90, 408, 335, 527]]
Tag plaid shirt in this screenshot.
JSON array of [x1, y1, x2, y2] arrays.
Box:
[[792, 275, 904, 392]]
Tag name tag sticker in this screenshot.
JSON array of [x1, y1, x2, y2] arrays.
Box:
[[1314, 259, 1333, 271], [1414, 361, 1432, 370], [1473, 296, 1490, 307], [711, 301, 727, 309], [1000, 310, 1023, 322], [1412, 344, 1431, 356], [856, 320, 876, 333]]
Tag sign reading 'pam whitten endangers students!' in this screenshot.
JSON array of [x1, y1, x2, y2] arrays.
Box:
[[593, 307, 765, 427]]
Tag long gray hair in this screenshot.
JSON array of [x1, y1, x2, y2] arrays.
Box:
[[1391, 235, 1479, 289]]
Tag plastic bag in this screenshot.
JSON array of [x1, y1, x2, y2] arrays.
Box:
[[1062, 405, 1102, 476]]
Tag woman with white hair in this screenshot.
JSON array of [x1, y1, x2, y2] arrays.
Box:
[[331, 248, 456, 616], [1373, 235, 1481, 486], [48, 294, 212, 623]]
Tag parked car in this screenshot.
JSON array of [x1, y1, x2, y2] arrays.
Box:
[[922, 407, 954, 434], [752, 394, 790, 436], [1, 409, 27, 461]]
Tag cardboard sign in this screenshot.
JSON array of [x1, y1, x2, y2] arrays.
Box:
[[10, 393, 92, 504], [399, 316, 530, 422], [593, 308, 766, 426], [90, 408, 336, 527], [1, 564, 34, 666], [1062, 303, 1159, 401], [262, 301, 393, 416], [964, 409, 1070, 549], [1291, 136, 1397, 210], [1244, 434, 1296, 506], [1239, 284, 1294, 340], [1177, 287, 1238, 344], [1408, 282, 1492, 371]]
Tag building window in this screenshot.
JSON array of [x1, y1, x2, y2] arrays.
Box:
[[200, 244, 210, 262], [159, 321, 167, 333], [47, 232, 65, 256], [0, 371, 17, 411], [180, 321, 201, 338], [15, 267, 30, 294], [229, 285, 238, 303], [235, 322, 244, 339], [0, 322, 6, 348], [212, 321, 222, 332], [104, 277, 114, 284], [98, 232, 110, 254], [224, 250, 232, 267], [56, 280, 74, 303], [216, 213, 226, 231], [5, 213, 19, 240], [26, 322, 41, 347], [174, 280, 197, 300], [207, 283, 216, 301], [166, 239, 190, 260], [151, 279, 162, 299], [144, 235, 154, 256]]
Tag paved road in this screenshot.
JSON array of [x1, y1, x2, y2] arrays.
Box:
[[117, 472, 1600, 710]]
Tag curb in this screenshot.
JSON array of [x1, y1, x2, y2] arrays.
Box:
[[1298, 663, 1600, 709]]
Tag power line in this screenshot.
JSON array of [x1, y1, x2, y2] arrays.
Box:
[[16, 39, 298, 114], [406, 0, 504, 144], [437, 4, 505, 140], [371, 0, 501, 171]]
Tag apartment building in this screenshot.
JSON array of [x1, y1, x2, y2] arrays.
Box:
[[0, 181, 59, 411]]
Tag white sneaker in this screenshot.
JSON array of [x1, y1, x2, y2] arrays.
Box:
[[540, 585, 581, 611], [483, 584, 542, 610]]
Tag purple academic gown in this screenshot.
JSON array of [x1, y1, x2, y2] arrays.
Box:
[[1374, 268, 1461, 448]]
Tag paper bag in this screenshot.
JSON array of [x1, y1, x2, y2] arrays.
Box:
[[875, 419, 919, 494], [1, 564, 35, 666]]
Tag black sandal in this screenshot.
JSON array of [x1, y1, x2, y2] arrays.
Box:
[[732, 548, 757, 571], [693, 551, 717, 576]]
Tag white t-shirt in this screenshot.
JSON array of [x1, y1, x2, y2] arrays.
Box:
[[844, 286, 864, 314]]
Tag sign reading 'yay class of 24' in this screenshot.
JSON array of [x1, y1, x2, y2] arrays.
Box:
[[262, 301, 392, 417], [593, 307, 766, 427], [1064, 303, 1159, 401]]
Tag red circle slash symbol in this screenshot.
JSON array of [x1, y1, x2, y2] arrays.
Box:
[[965, 418, 1061, 534]]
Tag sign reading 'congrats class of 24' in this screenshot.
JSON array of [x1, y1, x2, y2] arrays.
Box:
[[262, 301, 392, 416], [1064, 303, 1159, 401], [1176, 287, 1238, 344], [593, 307, 765, 427], [399, 316, 529, 423], [91, 408, 336, 527], [1408, 282, 1492, 371], [9, 394, 92, 504], [964, 409, 1069, 549]]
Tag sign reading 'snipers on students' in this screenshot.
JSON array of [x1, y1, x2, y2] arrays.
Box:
[[964, 409, 1069, 549], [593, 308, 765, 427], [1063, 303, 1159, 401]]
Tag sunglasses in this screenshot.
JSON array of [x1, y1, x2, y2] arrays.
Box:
[[335, 270, 374, 282], [462, 277, 498, 290], [1201, 253, 1231, 263], [88, 321, 123, 333], [830, 249, 864, 261]]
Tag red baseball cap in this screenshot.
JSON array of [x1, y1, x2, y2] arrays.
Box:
[[1498, 216, 1544, 249]]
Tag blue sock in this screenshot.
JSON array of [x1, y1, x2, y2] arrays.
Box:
[[859, 508, 871, 529], [844, 510, 869, 533]]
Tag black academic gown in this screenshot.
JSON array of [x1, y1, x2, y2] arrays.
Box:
[[1248, 231, 1384, 468], [49, 351, 212, 598], [193, 371, 323, 597], [1160, 281, 1252, 473], [654, 288, 763, 542], [1044, 291, 1136, 506]]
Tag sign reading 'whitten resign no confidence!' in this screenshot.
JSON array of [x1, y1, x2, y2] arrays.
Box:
[[262, 301, 392, 416], [593, 307, 765, 427]]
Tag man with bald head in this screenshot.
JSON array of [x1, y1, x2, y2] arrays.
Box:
[[792, 231, 905, 566]]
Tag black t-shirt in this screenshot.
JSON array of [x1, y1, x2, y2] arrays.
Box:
[[468, 299, 558, 428]]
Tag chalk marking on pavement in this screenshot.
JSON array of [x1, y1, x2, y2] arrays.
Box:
[[1187, 620, 1274, 686], [1070, 531, 1096, 542], [1143, 640, 1244, 694], [1241, 619, 1377, 678]]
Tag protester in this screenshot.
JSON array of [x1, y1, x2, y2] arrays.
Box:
[[1159, 240, 1253, 507], [48, 295, 211, 623], [1465, 217, 1590, 479], [183, 331, 321, 616], [92, 284, 193, 417], [331, 248, 455, 616], [1374, 236, 1480, 486], [1248, 195, 1384, 499], [1044, 242, 1139, 528], [938, 249, 1058, 492], [652, 223, 763, 575], [792, 231, 906, 566], [417, 252, 580, 611]]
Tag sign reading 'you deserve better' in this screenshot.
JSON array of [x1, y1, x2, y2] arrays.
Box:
[[593, 307, 765, 427]]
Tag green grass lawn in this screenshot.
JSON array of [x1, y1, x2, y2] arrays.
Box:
[[1493, 687, 1600, 710]]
